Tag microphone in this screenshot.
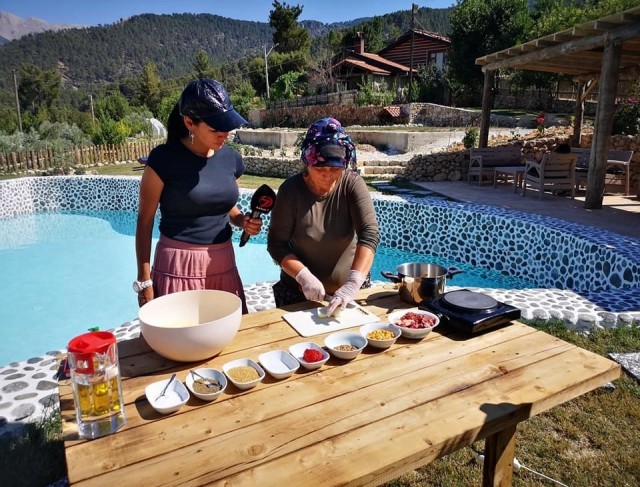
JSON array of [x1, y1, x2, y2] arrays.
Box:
[[239, 184, 277, 247]]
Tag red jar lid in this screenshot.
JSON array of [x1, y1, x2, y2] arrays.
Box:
[[67, 331, 116, 374], [68, 331, 116, 354]]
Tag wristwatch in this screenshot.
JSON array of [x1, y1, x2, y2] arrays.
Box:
[[133, 279, 153, 293]]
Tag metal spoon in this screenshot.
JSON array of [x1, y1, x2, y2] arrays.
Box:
[[190, 369, 212, 383], [155, 373, 176, 401]]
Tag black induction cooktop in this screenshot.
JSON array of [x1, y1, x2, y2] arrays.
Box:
[[419, 289, 521, 334]]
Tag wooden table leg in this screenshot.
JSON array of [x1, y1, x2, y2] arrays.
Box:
[[482, 423, 517, 487]]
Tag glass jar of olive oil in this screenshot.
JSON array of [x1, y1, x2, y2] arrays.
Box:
[[67, 331, 126, 439]]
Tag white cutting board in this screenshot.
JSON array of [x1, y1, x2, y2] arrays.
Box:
[[283, 303, 381, 337]]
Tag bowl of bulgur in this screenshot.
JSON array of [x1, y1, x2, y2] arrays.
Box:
[[222, 358, 265, 390]]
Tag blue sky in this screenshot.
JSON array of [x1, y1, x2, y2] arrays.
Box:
[[1, 0, 457, 26]]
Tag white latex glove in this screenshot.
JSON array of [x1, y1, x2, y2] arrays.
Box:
[[295, 267, 326, 302], [327, 270, 367, 316]]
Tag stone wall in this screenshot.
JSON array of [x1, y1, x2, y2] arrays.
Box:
[[408, 103, 517, 127], [248, 102, 518, 129]]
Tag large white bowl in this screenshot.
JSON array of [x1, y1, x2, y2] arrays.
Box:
[[139, 289, 242, 362]]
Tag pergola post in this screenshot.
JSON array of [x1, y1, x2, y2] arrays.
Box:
[[572, 80, 586, 147], [479, 69, 495, 148], [584, 37, 622, 209]]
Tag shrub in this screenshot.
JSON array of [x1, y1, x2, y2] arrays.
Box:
[[462, 127, 479, 148], [612, 98, 640, 135]]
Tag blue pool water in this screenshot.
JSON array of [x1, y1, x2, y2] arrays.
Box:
[[0, 211, 534, 366]]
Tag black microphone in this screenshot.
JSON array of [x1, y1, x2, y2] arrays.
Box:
[[239, 184, 277, 247]]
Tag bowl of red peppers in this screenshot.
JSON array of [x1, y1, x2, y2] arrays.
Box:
[[289, 342, 330, 370]]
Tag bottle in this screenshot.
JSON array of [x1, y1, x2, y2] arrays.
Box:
[[67, 331, 126, 439]]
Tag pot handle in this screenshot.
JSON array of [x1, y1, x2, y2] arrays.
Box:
[[446, 266, 464, 279], [380, 271, 401, 283]]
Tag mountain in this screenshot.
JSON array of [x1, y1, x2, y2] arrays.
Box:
[[0, 11, 80, 40], [0, 8, 451, 91]]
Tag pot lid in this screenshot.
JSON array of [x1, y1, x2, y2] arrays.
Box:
[[442, 290, 498, 311]]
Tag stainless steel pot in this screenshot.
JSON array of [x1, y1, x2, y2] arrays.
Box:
[[381, 263, 463, 304]]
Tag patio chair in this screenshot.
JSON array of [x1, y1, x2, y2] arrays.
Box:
[[522, 151, 578, 199]]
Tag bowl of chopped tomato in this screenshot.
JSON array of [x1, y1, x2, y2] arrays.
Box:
[[387, 308, 440, 339], [289, 342, 330, 370]]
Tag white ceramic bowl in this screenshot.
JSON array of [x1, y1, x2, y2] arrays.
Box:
[[360, 322, 401, 349], [138, 289, 242, 362], [288, 342, 330, 370], [324, 332, 367, 360], [387, 308, 440, 339], [258, 350, 300, 380], [222, 358, 265, 390], [145, 376, 190, 414], [185, 368, 227, 401]]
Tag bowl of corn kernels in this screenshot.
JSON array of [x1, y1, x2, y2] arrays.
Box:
[[359, 322, 402, 349]]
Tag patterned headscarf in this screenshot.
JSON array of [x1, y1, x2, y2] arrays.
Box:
[[300, 117, 357, 171]]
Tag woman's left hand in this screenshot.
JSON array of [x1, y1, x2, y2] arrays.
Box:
[[242, 214, 263, 236]]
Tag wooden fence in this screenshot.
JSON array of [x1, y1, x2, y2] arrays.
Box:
[[0, 139, 163, 174]]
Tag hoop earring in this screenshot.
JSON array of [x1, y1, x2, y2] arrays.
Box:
[[189, 132, 194, 144]]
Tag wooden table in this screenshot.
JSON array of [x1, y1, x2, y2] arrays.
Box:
[[59, 287, 620, 486], [493, 166, 526, 193]]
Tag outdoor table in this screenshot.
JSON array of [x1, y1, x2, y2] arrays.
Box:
[[58, 286, 620, 487], [493, 166, 526, 193]]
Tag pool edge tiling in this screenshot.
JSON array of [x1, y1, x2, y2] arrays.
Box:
[[1, 176, 640, 438]]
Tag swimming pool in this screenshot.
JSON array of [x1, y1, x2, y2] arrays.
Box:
[[1, 176, 639, 366], [0, 209, 534, 366]]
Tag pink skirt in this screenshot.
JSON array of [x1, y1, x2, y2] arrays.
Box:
[[152, 234, 248, 314]]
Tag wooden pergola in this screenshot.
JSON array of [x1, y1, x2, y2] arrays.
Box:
[[475, 6, 640, 209]]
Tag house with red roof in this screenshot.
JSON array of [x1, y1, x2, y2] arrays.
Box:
[[331, 30, 450, 92]]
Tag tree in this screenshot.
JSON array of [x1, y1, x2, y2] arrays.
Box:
[[445, 0, 531, 102], [269, 1, 311, 55], [135, 61, 163, 115], [17, 63, 61, 115], [270, 71, 304, 101], [94, 92, 130, 122], [193, 50, 218, 80]]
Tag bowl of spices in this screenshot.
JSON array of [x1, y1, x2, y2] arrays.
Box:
[[325, 332, 367, 360], [360, 322, 401, 349], [185, 368, 227, 401], [222, 358, 265, 390], [288, 342, 330, 371], [258, 350, 300, 380]]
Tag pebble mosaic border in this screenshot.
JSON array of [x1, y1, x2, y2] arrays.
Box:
[[1, 176, 639, 438]]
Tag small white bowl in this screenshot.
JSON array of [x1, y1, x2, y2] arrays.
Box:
[[324, 332, 367, 360], [360, 322, 401, 349], [185, 368, 227, 402], [258, 350, 300, 380], [222, 358, 265, 390], [145, 377, 190, 414], [387, 308, 440, 339], [288, 342, 330, 370]]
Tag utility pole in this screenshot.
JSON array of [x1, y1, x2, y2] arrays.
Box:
[[263, 43, 278, 103], [408, 3, 417, 102], [12, 69, 22, 132], [89, 94, 95, 124]]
